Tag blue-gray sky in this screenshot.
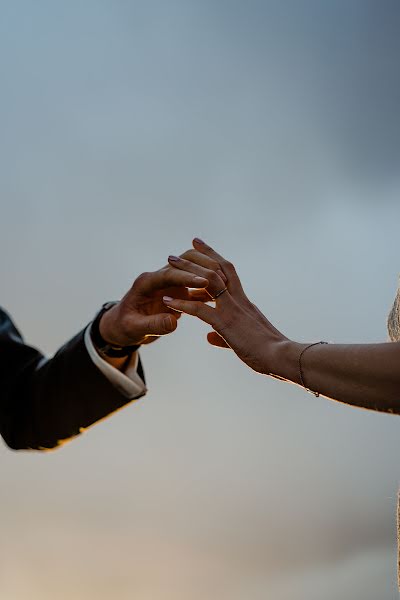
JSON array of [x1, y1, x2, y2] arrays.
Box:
[[1, 1, 400, 598]]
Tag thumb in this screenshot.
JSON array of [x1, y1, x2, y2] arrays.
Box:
[[142, 313, 178, 336], [207, 331, 230, 349]]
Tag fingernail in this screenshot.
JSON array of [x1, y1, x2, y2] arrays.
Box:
[[163, 296, 174, 303], [168, 255, 180, 262], [193, 276, 207, 284], [217, 269, 227, 282], [193, 237, 205, 245]]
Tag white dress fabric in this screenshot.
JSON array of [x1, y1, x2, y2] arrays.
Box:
[[387, 282, 400, 589]]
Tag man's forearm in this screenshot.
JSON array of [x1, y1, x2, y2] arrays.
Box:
[[271, 340, 400, 414]]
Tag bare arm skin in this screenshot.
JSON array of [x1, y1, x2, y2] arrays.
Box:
[[163, 239, 400, 415], [271, 339, 400, 414]]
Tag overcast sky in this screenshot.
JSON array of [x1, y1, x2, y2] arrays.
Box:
[[1, 1, 400, 599]]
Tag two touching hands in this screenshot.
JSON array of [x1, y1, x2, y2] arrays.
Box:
[[97, 238, 400, 416], [100, 238, 289, 375]]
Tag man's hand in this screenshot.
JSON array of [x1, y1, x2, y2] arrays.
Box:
[[98, 262, 211, 348]]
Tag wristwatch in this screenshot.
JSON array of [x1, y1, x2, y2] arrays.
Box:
[[90, 302, 141, 358]]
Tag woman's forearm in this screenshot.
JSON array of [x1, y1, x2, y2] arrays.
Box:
[[272, 340, 400, 414], [164, 240, 400, 416]]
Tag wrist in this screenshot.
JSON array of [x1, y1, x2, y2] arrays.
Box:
[[92, 302, 141, 358], [99, 303, 126, 347], [266, 339, 304, 384]]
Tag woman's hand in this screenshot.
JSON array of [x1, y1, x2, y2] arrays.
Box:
[[163, 239, 290, 375], [99, 247, 225, 348], [162, 239, 400, 416]]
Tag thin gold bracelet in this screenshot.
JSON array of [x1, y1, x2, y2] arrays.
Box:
[[299, 341, 328, 397]]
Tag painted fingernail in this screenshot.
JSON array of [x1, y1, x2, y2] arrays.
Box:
[[193, 276, 207, 284], [163, 296, 174, 303], [193, 237, 205, 245], [217, 269, 227, 282], [168, 255, 180, 262]]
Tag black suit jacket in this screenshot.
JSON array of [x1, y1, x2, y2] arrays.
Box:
[[0, 307, 145, 450]]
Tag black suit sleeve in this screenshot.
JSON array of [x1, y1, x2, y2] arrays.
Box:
[[0, 308, 145, 451]]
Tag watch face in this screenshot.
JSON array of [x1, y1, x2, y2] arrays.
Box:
[[102, 301, 118, 311], [101, 345, 132, 358]]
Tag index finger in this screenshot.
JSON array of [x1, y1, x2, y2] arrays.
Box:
[[135, 268, 208, 294]]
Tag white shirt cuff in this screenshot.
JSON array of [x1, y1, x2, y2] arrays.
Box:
[[84, 325, 147, 399]]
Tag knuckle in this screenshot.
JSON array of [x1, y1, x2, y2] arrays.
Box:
[[163, 265, 175, 276], [210, 259, 221, 271], [135, 271, 150, 284], [149, 316, 159, 332], [161, 270, 176, 284], [222, 260, 234, 272], [161, 316, 172, 332], [209, 271, 223, 286], [222, 261, 237, 278], [203, 257, 220, 272], [162, 265, 173, 276]]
